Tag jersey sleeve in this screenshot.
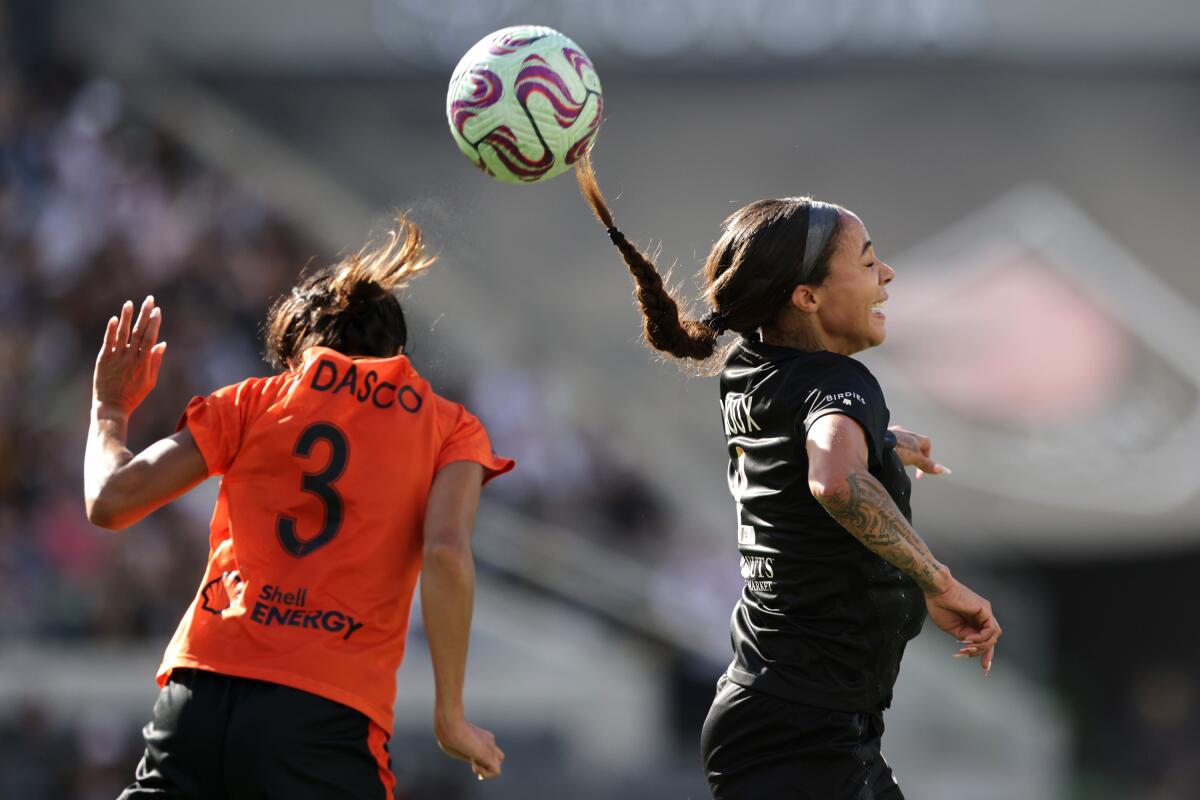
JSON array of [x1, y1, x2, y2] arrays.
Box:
[[176, 377, 265, 476], [435, 400, 515, 484], [798, 366, 888, 466]]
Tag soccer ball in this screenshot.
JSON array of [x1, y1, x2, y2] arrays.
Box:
[[446, 25, 603, 184]]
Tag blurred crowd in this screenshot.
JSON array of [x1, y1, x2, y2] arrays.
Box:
[[0, 57, 670, 641], [5, 17, 1197, 796], [0, 56, 677, 796], [0, 63, 311, 642], [0, 702, 142, 800]]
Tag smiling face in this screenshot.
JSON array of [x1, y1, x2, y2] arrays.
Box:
[[785, 211, 895, 355]]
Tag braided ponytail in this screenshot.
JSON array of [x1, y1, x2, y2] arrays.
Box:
[[575, 154, 721, 362], [576, 156, 847, 370]]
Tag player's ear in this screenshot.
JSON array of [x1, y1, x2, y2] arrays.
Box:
[[789, 283, 820, 313]]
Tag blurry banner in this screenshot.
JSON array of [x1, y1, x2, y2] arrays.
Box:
[[865, 185, 1200, 520], [57, 0, 989, 74], [372, 0, 988, 66], [64, 0, 1200, 76]]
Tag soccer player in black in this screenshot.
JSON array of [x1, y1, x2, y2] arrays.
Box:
[[575, 155, 1001, 799]]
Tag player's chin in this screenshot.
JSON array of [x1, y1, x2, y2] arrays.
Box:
[[867, 317, 888, 346]]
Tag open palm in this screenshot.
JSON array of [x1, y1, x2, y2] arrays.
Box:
[[94, 296, 165, 415]]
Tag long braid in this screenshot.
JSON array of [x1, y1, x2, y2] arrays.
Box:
[[575, 154, 719, 361]]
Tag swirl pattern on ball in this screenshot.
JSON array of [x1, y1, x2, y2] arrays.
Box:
[[488, 31, 547, 56], [515, 56, 591, 128], [446, 26, 603, 185], [477, 125, 555, 180], [449, 67, 503, 138], [562, 48, 592, 78]]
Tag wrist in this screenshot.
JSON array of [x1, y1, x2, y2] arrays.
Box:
[[922, 565, 955, 597], [92, 400, 132, 422], [434, 703, 466, 728]]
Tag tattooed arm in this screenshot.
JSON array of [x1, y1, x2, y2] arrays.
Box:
[[807, 413, 1001, 673]]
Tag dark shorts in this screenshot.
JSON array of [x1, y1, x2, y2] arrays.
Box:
[[700, 675, 904, 800], [118, 668, 393, 800]]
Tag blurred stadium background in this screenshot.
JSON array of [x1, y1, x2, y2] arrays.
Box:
[[2, 0, 1199, 797]]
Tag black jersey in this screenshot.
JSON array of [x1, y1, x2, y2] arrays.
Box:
[[719, 338, 926, 712]]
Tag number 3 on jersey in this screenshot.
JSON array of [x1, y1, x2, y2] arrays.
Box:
[[277, 422, 349, 557]]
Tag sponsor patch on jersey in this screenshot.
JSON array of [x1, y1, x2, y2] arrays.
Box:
[[826, 391, 867, 406]]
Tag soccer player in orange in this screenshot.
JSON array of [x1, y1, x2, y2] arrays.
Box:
[[84, 217, 512, 798]]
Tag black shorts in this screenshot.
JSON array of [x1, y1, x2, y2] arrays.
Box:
[[118, 668, 393, 800], [700, 675, 904, 800]]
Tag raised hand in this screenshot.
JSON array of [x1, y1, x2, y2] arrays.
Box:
[[94, 296, 166, 416]]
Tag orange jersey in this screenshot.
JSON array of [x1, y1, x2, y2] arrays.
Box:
[[158, 347, 513, 732]]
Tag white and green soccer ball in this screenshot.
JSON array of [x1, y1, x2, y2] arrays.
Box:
[[446, 25, 603, 184]]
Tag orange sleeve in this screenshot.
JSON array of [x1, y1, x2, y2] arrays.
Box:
[[436, 401, 515, 484], [176, 378, 263, 476]]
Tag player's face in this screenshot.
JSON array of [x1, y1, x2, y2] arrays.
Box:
[[813, 212, 894, 354]]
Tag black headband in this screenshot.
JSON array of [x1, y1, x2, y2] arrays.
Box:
[[795, 201, 840, 285]]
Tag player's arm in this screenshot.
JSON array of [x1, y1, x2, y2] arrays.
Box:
[[806, 414, 1001, 672], [84, 297, 209, 530], [420, 461, 504, 780]]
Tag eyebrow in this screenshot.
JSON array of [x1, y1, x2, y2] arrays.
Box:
[[861, 240, 873, 256]]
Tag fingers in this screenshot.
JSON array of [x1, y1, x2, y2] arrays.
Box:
[[914, 460, 952, 480], [111, 297, 164, 353], [469, 741, 505, 780], [115, 297, 165, 365], [894, 430, 951, 479], [959, 608, 1000, 647], [115, 300, 134, 347], [954, 634, 983, 657], [439, 722, 504, 781], [935, 587, 1000, 672], [101, 315, 119, 355], [914, 453, 937, 475], [471, 747, 504, 780], [973, 602, 1001, 643], [92, 297, 165, 413], [142, 306, 162, 352], [131, 296, 158, 351], [953, 611, 1001, 675], [954, 640, 997, 676], [148, 341, 167, 385]]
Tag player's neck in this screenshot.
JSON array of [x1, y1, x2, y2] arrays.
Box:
[[761, 319, 829, 354]]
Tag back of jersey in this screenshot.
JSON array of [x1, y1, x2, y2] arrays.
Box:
[[159, 346, 511, 732]]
